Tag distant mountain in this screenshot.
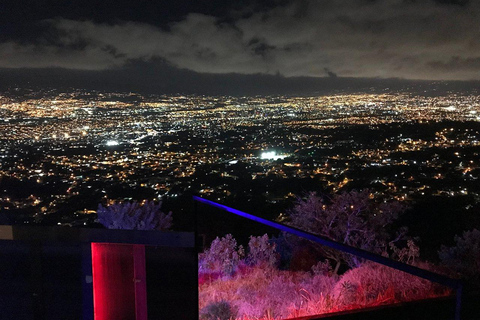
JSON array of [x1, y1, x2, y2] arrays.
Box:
[[0, 60, 479, 96]]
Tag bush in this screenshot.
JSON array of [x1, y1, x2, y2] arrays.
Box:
[[246, 234, 279, 267], [96, 200, 172, 230], [199, 258, 448, 319], [311, 259, 333, 276], [198, 229, 446, 319], [389, 239, 420, 265], [200, 234, 245, 276], [439, 228, 480, 285], [200, 300, 236, 320], [332, 262, 449, 308]]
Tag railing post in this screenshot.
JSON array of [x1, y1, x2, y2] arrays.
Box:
[[455, 284, 462, 320], [193, 197, 199, 320], [82, 243, 94, 320], [194, 198, 198, 247]]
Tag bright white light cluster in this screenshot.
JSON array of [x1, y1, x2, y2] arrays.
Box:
[[105, 140, 120, 146], [260, 151, 287, 160]]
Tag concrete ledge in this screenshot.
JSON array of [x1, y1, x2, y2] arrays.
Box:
[[0, 225, 194, 247]]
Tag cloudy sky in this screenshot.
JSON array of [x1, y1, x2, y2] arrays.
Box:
[[1, 0, 479, 81]]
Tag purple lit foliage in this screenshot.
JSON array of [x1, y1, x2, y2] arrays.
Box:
[[389, 239, 420, 265], [96, 200, 172, 230], [332, 261, 447, 307], [311, 259, 333, 276], [199, 234, 245, 276], [246, 234, 280, 267], [198, 233, 448, 319]]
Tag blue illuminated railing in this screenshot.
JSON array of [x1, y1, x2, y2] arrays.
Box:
[[193, 196, 463, 320]]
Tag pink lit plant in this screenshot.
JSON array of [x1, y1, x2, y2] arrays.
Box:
[[199, 233, 450, 320]]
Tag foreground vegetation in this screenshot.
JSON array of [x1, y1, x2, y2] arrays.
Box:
[[198, 234, 450, 320], [198, 190, 456, 320]]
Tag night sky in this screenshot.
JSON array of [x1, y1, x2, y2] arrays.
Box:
[[1, 0, 479, 91]]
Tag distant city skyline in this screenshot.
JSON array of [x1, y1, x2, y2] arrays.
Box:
[[1, 0, 480, 87], [2, 89, 480, 243]]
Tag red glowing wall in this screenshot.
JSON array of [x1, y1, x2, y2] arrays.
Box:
[[91, 243, 147, 320]]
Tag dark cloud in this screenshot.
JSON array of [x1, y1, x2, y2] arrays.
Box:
[[1, 0, 480, 80], [248, 38, 276, 57], [324, 68, 338, 78], [427, 56, 480, 79], [429, 56, 480, 70], [434, 0, 469, 6]]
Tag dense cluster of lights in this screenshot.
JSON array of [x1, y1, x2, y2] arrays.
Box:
[[260, 151, 288, 160], [1, 89, 480, 221]]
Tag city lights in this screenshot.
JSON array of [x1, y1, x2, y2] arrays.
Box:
[[260, 151, 287, 160], [1, 89, 480, 225], [106, 140, 120, 146]]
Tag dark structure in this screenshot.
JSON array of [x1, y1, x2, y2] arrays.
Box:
[[0, 225, 197, 320]]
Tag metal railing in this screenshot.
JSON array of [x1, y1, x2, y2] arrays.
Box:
[[193, 196, 463, 320]]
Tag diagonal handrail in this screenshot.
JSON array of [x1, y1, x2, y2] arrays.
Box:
[[193, 196, 463, 320]]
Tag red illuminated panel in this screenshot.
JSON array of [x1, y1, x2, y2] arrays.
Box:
[[91, 243, 136, 320]]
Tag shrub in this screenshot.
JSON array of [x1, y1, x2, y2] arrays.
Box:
[[200, 234, 245, 276], [389, 239, 420, 264], [439, 228, 480, 285], [96, 200, 172, 230], [311, 259, 333, 276], [200, 300, 236, 320], [246, 234, 279, 267], [332, 262, 449, 308]]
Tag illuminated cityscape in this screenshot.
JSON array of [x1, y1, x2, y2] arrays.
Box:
[[3, 1, 480, 318], [1, 88, 480, 237]]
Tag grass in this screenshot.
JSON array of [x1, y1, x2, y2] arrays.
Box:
[[199, 262, 451, 320]]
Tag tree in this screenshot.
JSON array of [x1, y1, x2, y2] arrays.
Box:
[[96, 200, 172, 230], [286, 190, 407, 274]]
